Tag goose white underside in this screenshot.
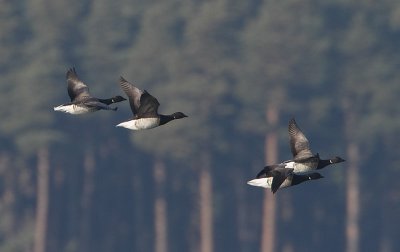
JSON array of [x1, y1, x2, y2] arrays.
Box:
[[248, 178, 292, 189], [116, 118, 160, 130], [53, 104, 93, 114], [247, 178, 273, 189]]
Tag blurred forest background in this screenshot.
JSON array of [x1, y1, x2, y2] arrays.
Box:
[[1, 0, 400, 252]]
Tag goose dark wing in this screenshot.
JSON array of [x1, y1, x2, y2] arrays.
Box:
[[288, 118, 313, 159], [136, 90, 160, 117], [66, 68, 91, 101], [256, 164, 282, 178], [119, 77, 144, 116], [270, 168, 294, 194]]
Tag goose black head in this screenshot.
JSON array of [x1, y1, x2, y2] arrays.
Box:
[[172, 112, 188, 119], [330, 156, 345, 164]]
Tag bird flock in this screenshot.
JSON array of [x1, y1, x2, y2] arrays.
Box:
[[54, 67, 345, 194], [54, 67, 187, 129], [248, 118, 345, 193]]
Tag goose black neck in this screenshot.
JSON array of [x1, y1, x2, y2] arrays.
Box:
[[291, 174, 309, 186], [159, 114, 175, 126], [317, 159, 332, 169]]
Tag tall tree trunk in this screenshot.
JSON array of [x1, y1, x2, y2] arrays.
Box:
[[199, 152, 213, 252], [344, 100, 360, 252], [154, 158, 168, 252], [260, 106, 279, 252], [80, 149, 96, 251], [345, 141, 360, 252], [34, 147, 50, 252]]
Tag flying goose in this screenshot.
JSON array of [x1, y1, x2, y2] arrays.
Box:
[[248, 172, 323, 193], [254, 118, 345, 193], [54, 67, 126, 114], [116, 77, 187, 130]]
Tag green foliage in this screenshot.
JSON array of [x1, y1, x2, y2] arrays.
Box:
[[234, 0, 329, 134], [0, 218, 34, 252], [119, 0, 241, 161]]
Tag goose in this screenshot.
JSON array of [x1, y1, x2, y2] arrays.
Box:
[[247, 172, 323, 193], [116, 77, 187, 130], [255, 118, 345, 192], [54, 67, 126, 114]]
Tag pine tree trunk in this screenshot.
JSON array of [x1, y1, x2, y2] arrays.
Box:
[[34, 147, 50, 252], [345, 141, 360, 252], [344, 100, 360, 252], [260, 106, 279, 252], [80, 150, 96, 251], [154, 158, 168, 252], [199, 152, 213, 252]]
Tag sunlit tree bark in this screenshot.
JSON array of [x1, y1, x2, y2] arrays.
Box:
[[199, 152, 213, 252], [343, 99, 360, 252], [260, 106, 279, 252]]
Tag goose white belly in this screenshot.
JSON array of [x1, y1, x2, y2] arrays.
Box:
[[53, 104, 92, 114], [247, 178, 291, 189], [116, 117, 160, 130]]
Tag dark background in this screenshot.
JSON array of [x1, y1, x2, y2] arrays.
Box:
[[0, 0, 399, 252]]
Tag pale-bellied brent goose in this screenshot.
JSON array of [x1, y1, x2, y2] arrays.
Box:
[[247, 172, 323, 193], [54, 67, 126, 114], [116, 77, 187, 130], [254, 118, 345, 193]]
